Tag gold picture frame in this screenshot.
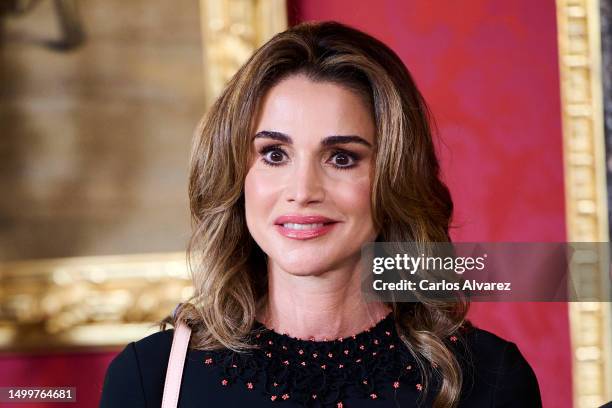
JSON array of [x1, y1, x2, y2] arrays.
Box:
[[557, 0, 612, 405]]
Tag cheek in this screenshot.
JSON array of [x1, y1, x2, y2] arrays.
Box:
[[331, 173, 372, 219], [244, 170, 278, 220]]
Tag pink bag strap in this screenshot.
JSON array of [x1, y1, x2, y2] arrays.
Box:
[[161, 309, 192, 408]]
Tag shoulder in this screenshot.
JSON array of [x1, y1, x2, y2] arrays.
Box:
[[132, 327, 175, 359], [461, 325, 514, 360], [109, 329, 175, 374], [457, 325, 542, 407], [99, 329, 175, 408]]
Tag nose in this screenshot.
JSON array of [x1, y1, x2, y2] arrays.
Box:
[[285, 157, 325, 205]]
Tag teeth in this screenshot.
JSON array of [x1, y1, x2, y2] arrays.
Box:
[[282, 223, 325, 230]]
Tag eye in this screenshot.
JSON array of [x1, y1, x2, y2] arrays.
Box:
[[259, 145, 287, 166], [329, 150, 360, 169]]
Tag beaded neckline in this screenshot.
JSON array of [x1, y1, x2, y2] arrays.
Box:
[[252, 311, 394, 345], [200, 311, 431, 407]]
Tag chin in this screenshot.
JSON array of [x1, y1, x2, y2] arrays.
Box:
[[272, 253, 328, 276], [270, 246, 359, 277]]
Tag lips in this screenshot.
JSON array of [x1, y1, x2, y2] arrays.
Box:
[[274, 214, 339, 240], [274, 214, 338, 225]]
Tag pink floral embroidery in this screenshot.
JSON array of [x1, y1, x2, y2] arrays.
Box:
[[208, 312, 422, 406]]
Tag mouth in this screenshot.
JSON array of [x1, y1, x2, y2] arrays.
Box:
[[273, 215, 339, 240], [279, 221, 337, 230]]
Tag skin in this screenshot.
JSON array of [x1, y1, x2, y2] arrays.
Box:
[[245, 74, 391, 340]]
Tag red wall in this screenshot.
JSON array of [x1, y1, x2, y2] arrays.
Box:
[[0, 350, 116, 408], [288, 0, 571, 407]]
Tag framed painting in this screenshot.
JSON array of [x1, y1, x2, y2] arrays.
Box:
[[0, 0, 287, 350]]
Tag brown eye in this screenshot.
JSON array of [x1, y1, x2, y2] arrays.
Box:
[[329, 151, 359, 169], [267, 150, 284, 163], [259, 145, 288, 167], [333, 153, 351, 166]]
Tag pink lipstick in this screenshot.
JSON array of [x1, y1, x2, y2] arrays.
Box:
[[274, 214, 339, 240]]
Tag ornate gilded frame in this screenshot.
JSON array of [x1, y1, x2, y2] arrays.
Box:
[[557, 0, 612, 405], [0, 0, 287, 351]]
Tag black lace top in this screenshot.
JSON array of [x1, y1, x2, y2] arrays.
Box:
[[201, 313, 427, 407], [100, 312, 543, 407]]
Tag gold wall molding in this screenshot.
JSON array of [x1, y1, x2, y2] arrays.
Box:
[[557, 0, 612, 406], [199, 0, 288, 108], [0, 252, 192, 351]]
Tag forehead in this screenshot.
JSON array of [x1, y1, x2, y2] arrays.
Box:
[[254, 75, 375, 143]]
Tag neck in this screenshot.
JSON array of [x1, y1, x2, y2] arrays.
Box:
[[256, 259, 392, 341]]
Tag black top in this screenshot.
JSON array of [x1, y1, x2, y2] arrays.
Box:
[[99, 313, 542, 407]]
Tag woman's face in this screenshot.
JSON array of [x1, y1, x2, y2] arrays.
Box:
[[245, 74, 377, 276]]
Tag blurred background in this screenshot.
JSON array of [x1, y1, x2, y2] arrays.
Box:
[[0, 0, 200, 261], [0, 0, 610, 407]]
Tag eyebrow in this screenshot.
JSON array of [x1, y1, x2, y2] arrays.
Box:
[[253, 130, 372, 148]]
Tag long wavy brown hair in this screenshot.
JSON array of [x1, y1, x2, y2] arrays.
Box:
[[162, 20, 471, 408]]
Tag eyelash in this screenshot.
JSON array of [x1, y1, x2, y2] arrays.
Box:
[[258, 145, 361, 170]]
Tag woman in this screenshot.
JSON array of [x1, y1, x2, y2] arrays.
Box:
[[100, 21, 542, 408]]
